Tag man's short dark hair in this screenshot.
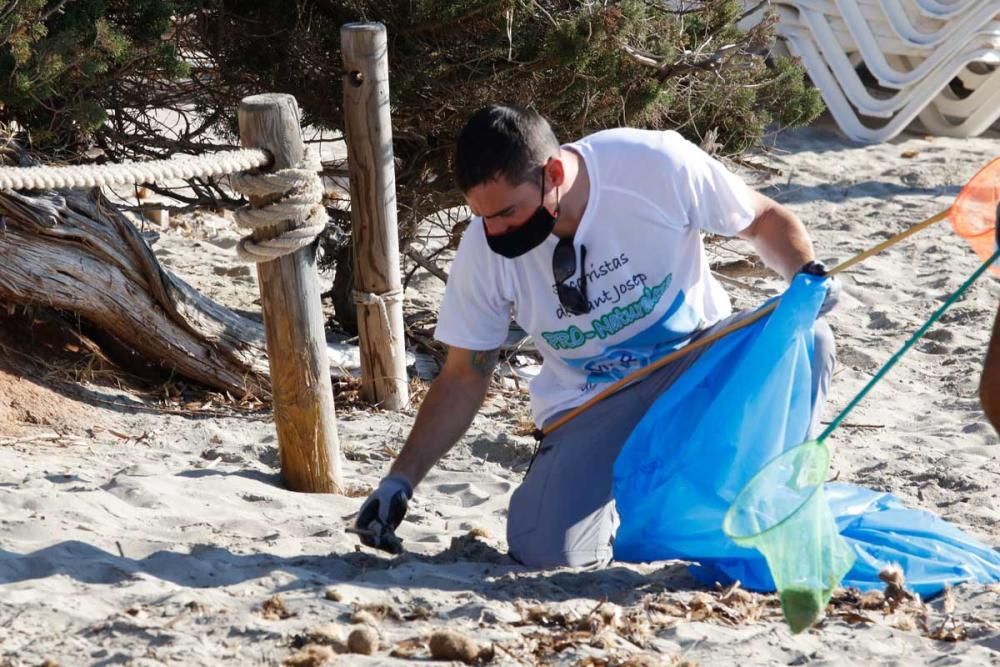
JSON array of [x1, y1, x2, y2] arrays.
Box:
[[454, 105, 561, 192]]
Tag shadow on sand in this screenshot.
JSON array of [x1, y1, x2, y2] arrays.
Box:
[[0, 535, 700, 606]]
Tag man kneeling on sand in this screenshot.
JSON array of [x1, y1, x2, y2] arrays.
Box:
[[353, 105, 841, 568]]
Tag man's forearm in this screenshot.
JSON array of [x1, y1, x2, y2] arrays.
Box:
[[740, 200, 814, 281], [388, 370, 490, 487]]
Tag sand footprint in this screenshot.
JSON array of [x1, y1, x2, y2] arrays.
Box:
[[431, 481, 512, 508], [839, 347, 880, 371], [867, 311, 897, 330], [100, 476, 167, 510], [917, 340, 951, 355]]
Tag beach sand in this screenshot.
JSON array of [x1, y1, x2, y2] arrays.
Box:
[[0, 118, 998, 665]]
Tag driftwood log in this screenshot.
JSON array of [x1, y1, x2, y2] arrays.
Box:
[[0, 185, 272, 399]]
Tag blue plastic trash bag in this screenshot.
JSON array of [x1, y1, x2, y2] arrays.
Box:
[[613, 274, 1000, 596], [834, 483, 1000, 596]]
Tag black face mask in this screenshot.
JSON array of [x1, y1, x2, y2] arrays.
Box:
[[484, 169, 558, 259]]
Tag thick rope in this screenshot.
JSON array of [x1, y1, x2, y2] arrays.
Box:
[[0, 143, 327, 262], [353, 288, 404, 357], [539, 205, 957, 438], [0, 149, 270, 191], [229, 150, 328, 263]]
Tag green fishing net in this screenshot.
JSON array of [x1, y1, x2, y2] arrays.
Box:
[[723, 440, 856, 633]]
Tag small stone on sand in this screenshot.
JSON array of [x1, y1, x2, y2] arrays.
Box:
[[428, 630, 481, 664], [347, 625, 379, 655]]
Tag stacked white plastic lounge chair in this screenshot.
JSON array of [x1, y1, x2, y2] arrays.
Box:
[[750, 0, 1000, 142]]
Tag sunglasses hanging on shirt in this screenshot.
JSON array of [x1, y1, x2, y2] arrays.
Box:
[[553, 237, 590, 315]]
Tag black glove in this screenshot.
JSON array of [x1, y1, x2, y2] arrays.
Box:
[[354, 475, 412, 554], [797, 260, 841, 318]]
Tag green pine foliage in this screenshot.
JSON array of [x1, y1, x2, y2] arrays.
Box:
[[0, 1, 823, 229], [193, 0, 822, 230], [0, 0, 192, 148]]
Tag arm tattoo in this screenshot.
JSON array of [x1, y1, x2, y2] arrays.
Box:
[[470, 348, 501, 378]]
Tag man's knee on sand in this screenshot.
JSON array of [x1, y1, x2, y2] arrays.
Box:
[[507, 530, 614, 570], [506, 476, 617, 570], [507, 468, 618, 569]]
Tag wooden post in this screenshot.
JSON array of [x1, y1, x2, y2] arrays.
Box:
[[341, 22, 410, 411], [238, 93, 343, 493]]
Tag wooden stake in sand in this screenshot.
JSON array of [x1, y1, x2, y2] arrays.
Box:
[[341, 23, 409, 411], [238, 94, 344, 493]]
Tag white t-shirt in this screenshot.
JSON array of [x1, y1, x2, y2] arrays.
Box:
[[435, 128, 756, 425]]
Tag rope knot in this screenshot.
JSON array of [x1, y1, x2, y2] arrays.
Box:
[[230, 149, 327, 263], [352, 288, 404, 357]]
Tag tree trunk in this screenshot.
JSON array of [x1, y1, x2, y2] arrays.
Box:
[[331, 242, 357, 335], [0, 187, 273, 399]]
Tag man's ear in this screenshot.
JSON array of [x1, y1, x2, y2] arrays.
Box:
[[545, 156, 566, 190]]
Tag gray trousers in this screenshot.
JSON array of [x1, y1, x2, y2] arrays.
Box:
[[506, 312, 836, 569]]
